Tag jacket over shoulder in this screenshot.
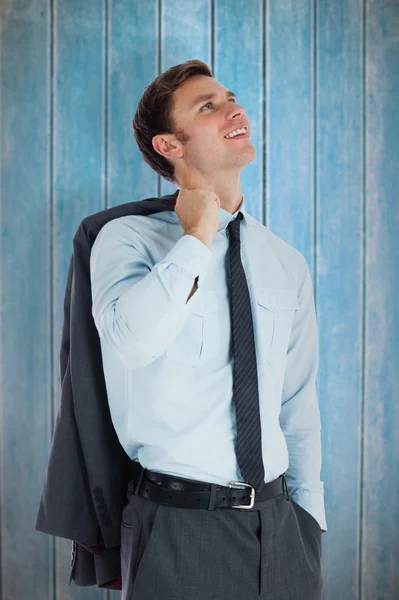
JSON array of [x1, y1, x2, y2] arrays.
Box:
[[35, 189, 179, 588]]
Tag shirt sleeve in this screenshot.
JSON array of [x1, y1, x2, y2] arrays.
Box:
[[90, 219, 212, 368], [279, 251, 328, 533]]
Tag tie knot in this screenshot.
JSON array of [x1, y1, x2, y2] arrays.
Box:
[[227, 211, 243, 240]]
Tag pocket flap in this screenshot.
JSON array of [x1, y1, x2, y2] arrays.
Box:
[[258, 288, 299, 312], [187, 289, 219, 315]]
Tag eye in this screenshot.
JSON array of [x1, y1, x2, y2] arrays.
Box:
[[201, 99, 237, 111]]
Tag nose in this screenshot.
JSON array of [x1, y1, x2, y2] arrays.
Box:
[[224, 101, 246, 128], [227, 102, 245, 119]]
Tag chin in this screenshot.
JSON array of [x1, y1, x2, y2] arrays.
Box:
[[239, 147, 257, 166]]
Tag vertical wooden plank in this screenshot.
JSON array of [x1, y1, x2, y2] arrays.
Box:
[[316, 1, 364, 598], [108, 0, 159, 207], [0, 2, 397, 600], [364, 1, 399, 598], [53, 0, 107, 598], [0, 2, 53, 599], [267, 0, 314, 266], [214, 0, 264, 222]]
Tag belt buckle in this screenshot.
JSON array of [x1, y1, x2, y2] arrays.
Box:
[[228, 481, 255, 509]]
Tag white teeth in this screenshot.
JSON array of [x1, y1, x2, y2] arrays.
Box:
[[224, 127, 246, 138]]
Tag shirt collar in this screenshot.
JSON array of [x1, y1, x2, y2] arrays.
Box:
[[217, 195, 247, 232]]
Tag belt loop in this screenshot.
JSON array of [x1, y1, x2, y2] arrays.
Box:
[[133, 465, 145, 495], [207, 483, 218, 511], [282, 474, 290, 501]]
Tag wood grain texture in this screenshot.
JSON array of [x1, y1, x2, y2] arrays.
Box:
[[0, 1, 53, 600], [267, 0, 314, 265], [109, 0, 160, 206], [316, 1, 364, 598], [364, 0, 399, 598], [1, 0, 398, 599]]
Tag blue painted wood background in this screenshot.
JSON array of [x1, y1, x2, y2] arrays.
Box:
[[1, 1, 398, 598]]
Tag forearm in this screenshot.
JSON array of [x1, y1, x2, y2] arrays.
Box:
[[280, 384, 326, 529]]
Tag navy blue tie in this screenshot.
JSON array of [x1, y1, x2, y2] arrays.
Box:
[[227, 212, 265, 492]]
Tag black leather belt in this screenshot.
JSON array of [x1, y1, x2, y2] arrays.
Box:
[[127, 465, 290, 510]]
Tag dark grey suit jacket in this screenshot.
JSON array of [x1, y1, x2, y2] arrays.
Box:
[[35, 189, 179, 587]]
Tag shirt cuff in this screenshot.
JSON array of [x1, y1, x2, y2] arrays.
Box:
[[289, 490, 328, 532], [160, 234, 212, 288]]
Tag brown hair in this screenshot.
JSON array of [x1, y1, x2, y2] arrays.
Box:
[[132, 59, 213, 184]]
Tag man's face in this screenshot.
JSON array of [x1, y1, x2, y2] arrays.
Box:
[[154, 74, 256, 181]]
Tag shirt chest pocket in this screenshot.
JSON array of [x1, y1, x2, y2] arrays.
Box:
[[257, 288, 299, 364], [165, 290, 221, 367]]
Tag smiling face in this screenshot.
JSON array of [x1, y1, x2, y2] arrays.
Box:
[[152, 74, 256, 185]]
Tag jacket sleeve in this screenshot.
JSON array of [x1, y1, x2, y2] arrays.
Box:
[[36, 251, 100, 542], [35, 348, 101, 544], [70, 541, 122, 589]]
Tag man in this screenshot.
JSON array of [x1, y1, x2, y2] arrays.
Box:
[[89, 59, 327, 599]]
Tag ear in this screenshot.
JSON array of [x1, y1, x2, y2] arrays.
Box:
[[152, 134, 183, 159]]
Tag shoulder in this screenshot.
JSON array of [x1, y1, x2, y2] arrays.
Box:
[[245, 213, 308, 283], [91, 213, 165, 252]]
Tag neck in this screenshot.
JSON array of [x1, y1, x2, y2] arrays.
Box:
[[175, 172, 243, 214]]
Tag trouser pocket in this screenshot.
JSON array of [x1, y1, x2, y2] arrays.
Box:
[[259, 495, 323, 598], [290, 499, 322, 553], [120, 493, 161, 598]]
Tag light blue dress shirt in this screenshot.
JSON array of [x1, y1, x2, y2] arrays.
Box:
[[90, 194, 327, 532]]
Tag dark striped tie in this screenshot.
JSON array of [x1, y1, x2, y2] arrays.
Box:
[[227, 211, 265, 492]]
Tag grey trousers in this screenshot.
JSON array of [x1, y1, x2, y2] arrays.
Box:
[[120, 483, 323, 599]]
